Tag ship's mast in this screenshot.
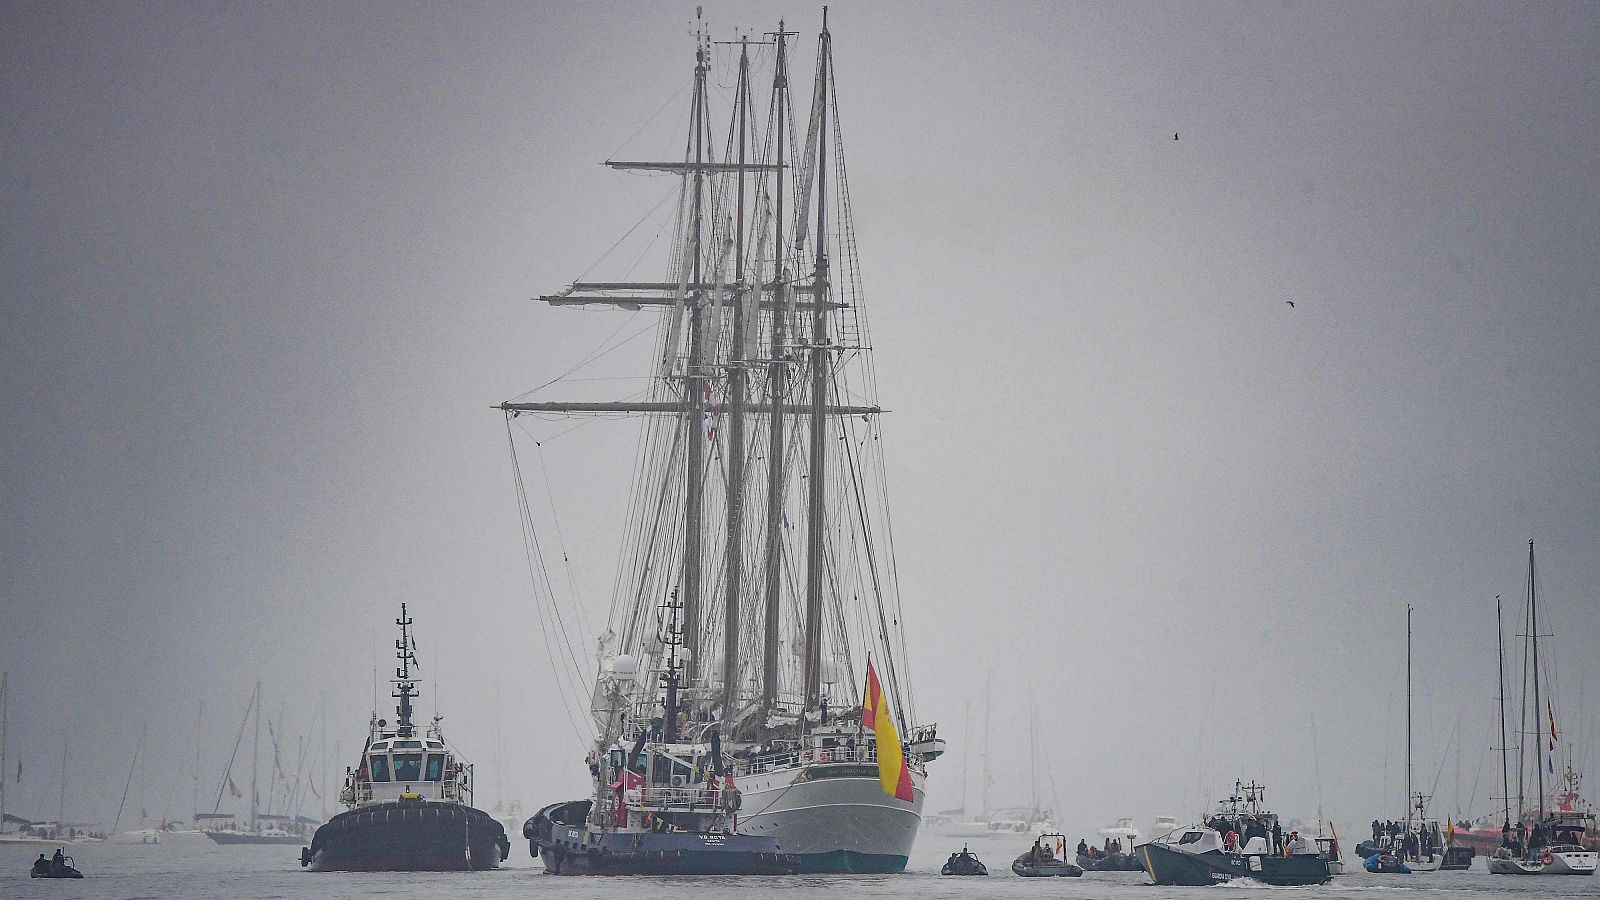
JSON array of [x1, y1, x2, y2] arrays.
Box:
[[1529, 540, 1545, 821], [760, 20, 792, 717], [394, 604, 419, 736], [0, 673, 7, 829], [1404, 604, 1413, 847], [250, 681, 260, 831], [802, 7, 832, 709], [1497, 595, 1512, 830], [663, 591, 685, 743], [721, 36, 752, 722], [682, 26, 710, 678]]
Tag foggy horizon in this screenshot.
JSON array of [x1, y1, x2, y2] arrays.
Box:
[[3, 0, 1598, 850]]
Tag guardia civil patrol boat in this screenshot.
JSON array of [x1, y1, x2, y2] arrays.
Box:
[[1136, 781, 1332, 886], [300, 606, 509, 871]]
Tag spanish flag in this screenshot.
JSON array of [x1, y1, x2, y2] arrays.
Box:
[[861, 660, 914, 802]]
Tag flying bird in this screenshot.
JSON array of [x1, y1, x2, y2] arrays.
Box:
[[1174, 132, 1179, 140], [1286, 301, 1295, 308]]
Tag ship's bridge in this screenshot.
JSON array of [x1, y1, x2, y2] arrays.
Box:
[[346, 731, 472, 806]]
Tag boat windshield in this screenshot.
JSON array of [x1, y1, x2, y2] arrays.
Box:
[[425, 754, 445, 781], [393, 753, 423, 782], [369, 754, 391, 782]]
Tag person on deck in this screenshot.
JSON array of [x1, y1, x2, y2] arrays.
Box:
[[32, 854, 50, 876], [1077, 838, 1089, 857]]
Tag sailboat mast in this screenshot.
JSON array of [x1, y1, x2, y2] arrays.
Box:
[[192, 701, 203, 821], [1529, 539, 1545, 820], [1497, 595, 1511, 829], [682, 30, 710, 677], [1405, 604, 1413, 842], [1, 673, 7, 828], [801, 8, 831, 709], [981, 669, 991, 817], [959, 699, 969, 815], [319, 690, 327, 822], [58, 730, 67, 830], [760, 21, 790, 716], [722, 37, 752, 721], [251, 681, 260, 831]]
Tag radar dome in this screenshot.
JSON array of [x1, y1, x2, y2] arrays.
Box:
[[609, 654, 640, 681]]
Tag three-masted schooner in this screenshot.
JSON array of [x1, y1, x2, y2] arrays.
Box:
[[506, 11, 941, 873]]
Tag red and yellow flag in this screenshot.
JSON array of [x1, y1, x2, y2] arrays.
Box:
[[861, 660, 914, 802]]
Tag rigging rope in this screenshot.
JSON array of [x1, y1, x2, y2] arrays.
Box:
[[505, 418, 594, 748]]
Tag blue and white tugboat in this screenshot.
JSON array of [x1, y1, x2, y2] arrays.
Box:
[[300, 606, 509, 871], [525, 596, 797, 875]]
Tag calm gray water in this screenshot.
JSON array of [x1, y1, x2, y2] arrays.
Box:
[[6, 831, 1599, 899]]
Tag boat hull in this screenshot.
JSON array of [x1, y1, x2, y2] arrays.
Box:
[[1014, 856, 1082, 876], [206, 831, 305, 845], [301, 801, 508, 871], [1077, 851, 1143, 871], [1487, 852, 1544, 874], [1544, 848, 1599, 875], [527, 802, 797, 875], [1137, 843, 1331, 886], [735, 761, 923, 873]]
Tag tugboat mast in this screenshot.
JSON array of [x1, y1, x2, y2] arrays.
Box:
[[394, 604, 419, 737]]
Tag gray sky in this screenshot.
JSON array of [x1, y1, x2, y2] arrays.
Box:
[[3, 0, 1598, 838]]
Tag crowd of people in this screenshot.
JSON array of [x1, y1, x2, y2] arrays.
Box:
[[1075, 836, 1126, 860], [1370, 819, 1445, 857], [1207, 815, 1315, 856]]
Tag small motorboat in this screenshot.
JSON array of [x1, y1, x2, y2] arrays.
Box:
[[30, 855, 84, 878], [941, 845, 988, 875], [1013, 833, 1083, 877], [1364, 852, 1412, 874]]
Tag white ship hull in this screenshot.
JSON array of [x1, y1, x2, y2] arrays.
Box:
[[736, 763, 924, 872], [1487, 851, 1544, 874], [1544, 848, 1599, 875]]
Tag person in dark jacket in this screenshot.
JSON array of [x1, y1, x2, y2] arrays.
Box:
[[32, 854, 50, 876]]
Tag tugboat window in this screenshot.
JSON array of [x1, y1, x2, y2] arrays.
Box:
[[424, 754, 445, 781], [369, 755, 391, 782], [393, 753, 424, 782]]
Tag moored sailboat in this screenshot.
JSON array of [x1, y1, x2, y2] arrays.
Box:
[[1356, 606, 1449, 871], [503, 9, 938, 874]]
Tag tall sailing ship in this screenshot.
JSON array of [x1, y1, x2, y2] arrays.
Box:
[[505, 11, 941, 873]]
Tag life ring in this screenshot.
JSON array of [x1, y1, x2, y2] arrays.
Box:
[[1542, 851, 1555, 865]]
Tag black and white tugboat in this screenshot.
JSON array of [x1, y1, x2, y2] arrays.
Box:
[[1135, 781, 1332, 886], [525, 596, 797, 875], [300, 606, 509, 871]]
